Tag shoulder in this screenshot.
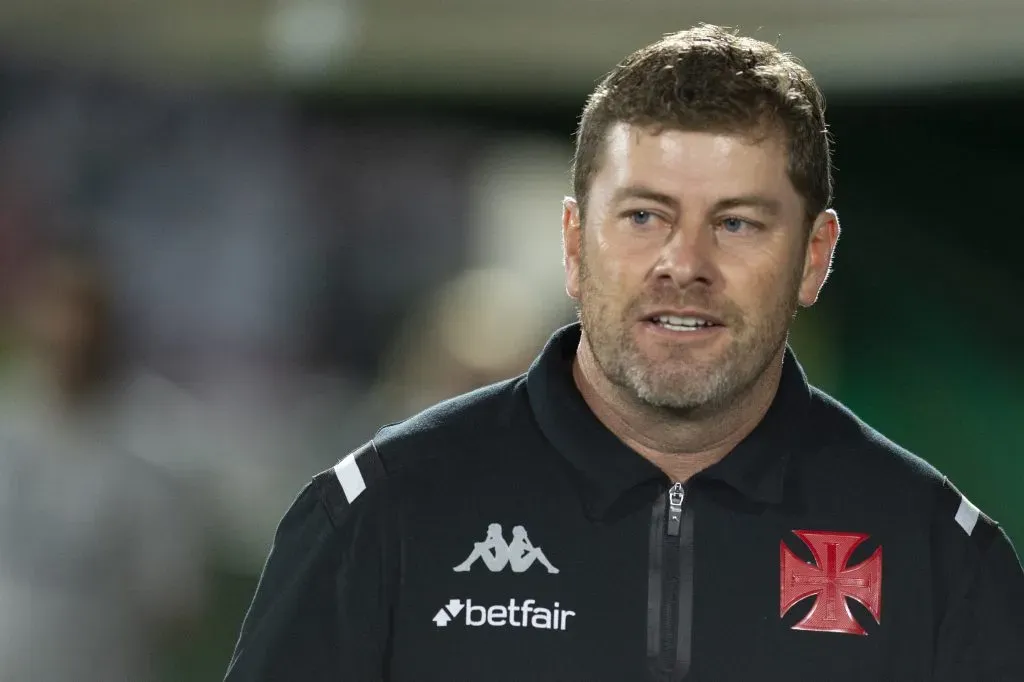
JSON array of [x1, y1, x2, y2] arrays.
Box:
[[803, 386, 944, 487], [371, 374, 528, 475], [801, 385, 1002, 544], [312, 375, 528, 523]]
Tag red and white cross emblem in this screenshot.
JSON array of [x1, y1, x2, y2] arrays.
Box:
[[780, 530, 883, 636]]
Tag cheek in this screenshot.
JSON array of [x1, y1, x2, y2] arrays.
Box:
[[592, 228, 659, 282], [583, 248, 643, 300], [721, 253, 801, 314]]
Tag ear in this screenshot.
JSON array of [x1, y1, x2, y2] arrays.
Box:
[[798, 209, 840, 308], [562, 197, 583, 300]]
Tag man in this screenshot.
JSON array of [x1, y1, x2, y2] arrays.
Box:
[[225, 25, 1024, 681]]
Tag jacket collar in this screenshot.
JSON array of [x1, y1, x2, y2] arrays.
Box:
[[526, 323, 811, 519]]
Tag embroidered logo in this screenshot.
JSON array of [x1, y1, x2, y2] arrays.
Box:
[[780, 530, 882, 636], [453, 524, 559, 574]]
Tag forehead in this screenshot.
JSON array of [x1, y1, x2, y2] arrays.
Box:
[[591, 123, 798, 206]]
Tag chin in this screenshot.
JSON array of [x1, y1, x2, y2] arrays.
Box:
[[626, 364, 728, 409], [634, 386, 722, 413]]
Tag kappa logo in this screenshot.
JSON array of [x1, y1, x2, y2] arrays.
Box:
[[780, 530, 883, 636], [433, 598, 576, 631], [453, 523, 559, 574]]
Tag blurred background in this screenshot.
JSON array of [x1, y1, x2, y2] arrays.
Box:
[[0, 0, 1020, 678]]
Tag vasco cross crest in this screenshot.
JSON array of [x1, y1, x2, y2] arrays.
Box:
[[780, 530, 882, 636]]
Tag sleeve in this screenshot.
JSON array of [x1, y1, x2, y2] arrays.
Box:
[[223, 441, 394, 682], [931, 479, 1024, 681]]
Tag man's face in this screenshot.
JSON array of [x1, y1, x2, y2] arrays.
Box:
[[562, 123, 838, 412]]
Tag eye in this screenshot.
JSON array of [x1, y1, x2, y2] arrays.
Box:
[[626, 210, 656, 227], [718, 216, 757, 234]]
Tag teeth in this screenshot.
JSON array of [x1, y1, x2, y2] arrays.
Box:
[[655, 315, 713, 329]]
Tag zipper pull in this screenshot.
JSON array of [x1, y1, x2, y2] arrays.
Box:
[[666, 482, 685, 537]]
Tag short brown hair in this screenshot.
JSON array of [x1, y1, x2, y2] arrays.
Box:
[[572, 24, 833, 224]]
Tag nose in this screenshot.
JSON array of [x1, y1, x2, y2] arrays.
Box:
[[651, 222, 720, 290]]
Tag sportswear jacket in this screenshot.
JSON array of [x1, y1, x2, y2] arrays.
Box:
[[224, 323, 1024, 681]]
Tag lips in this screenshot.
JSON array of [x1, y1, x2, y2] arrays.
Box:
[[652, 315, 717, 331], [644, 309, 725, 331]]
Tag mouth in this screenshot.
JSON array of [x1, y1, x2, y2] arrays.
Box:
[[645, 312, 725, 332]]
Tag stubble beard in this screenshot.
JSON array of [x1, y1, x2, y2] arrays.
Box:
[[577, 251, 801, 415]]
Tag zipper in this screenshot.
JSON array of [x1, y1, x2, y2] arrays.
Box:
[[647, 481, 694, 682], [666, 482, 685, 536]]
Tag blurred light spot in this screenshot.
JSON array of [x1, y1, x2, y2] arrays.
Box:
[[265, 0, 362, 80], [467, 135, 573, 326], [435, 268, 548, 374]]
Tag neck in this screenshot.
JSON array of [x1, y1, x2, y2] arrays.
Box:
[[572, 337, 785, 483]]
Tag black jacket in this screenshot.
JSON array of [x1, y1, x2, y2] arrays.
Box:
[[225, 324, 1024, 681]]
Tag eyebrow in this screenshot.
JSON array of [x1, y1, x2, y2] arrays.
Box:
[[611, 187, 781, 217], [710, 195, 782, 217], [611, 186, 680, 211]]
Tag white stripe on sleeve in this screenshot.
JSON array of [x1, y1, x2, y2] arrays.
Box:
[[954, 494, 981, 536], [333, 453, 367, 504]]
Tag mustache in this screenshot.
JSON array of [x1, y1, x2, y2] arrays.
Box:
[[627, 290, 742, 325]]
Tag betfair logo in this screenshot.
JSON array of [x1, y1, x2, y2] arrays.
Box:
[[433, 598, 576, 631]]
